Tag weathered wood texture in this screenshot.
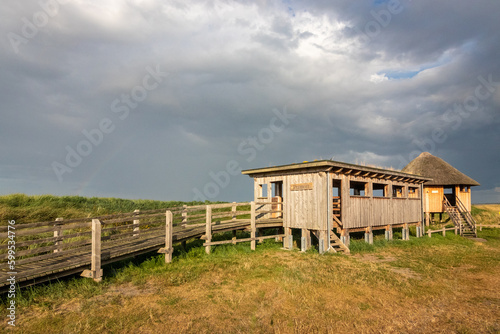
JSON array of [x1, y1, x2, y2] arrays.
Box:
[[254, 171, 328, 230], [425, 186, 444, 212], [0, 202, 283, 292], [456, 186, 472, 212], [251, 170, 423, 231]]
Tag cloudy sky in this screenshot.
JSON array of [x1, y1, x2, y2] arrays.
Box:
[[1, 0, 499, 203]]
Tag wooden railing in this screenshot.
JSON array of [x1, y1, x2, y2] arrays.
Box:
[[443, 196, 477, 237], [202, 201, 284, 253], [455, 196, 477, 234], [426, 226, 459, 237], [0, 201, 284, 287]]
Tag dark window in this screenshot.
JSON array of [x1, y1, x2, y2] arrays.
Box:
[[373, 183, 387, 197], [350, 181, 367, 196], [393, 185, 404, 198], [408, 187, 419, 198]]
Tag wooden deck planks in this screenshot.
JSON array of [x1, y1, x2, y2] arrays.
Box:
[[0, 216, 283, 292]]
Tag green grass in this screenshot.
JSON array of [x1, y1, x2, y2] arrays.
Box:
[[1, 196, 499, 333], [0, 193, 216, 225]]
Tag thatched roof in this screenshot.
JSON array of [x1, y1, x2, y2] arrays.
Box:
[[402, 152, 480, 186]]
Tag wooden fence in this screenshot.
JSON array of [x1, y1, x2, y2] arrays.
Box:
[[477, 224, 500, 231], [0, 201, 284, 289], [426, 226, 459, 237]]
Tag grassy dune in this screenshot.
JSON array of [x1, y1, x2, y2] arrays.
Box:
[[1, 197, 499, 333], [0, 194, 207, 225]]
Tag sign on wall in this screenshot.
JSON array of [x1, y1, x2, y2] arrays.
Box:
[[291, 183, 313, 191]]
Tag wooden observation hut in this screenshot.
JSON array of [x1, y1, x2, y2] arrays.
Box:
[[242, 160, 430, 252], [402, 152, 480, 234]]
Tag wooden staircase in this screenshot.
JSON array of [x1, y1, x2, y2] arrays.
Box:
[[443, 197, 477, 237], [332, 196, 342, 228], [329, 230, 350, 254]]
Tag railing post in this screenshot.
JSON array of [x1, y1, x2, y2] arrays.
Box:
[[133, 209, 140, 237], [232, 202, 237, 221], [250, 201, 256, 251], [165, 210, 173, 263], [205, 206, 212, 254], [182, 205, 188, 224], [91, 219, 102, 282], [54, 218, 63, 253], [442, 228, 446, 237]]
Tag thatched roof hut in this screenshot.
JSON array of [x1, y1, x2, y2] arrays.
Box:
[[402, 152, 479, 186]]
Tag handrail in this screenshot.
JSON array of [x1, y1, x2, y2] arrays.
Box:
[[443, 196, 461, 229], [455, 196, 477, 232]]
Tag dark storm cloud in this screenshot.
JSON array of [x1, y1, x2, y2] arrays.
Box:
[[0, 0, 498, 203]]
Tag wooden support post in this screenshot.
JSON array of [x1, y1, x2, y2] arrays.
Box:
[[479, 224, 482, 231], [133, 209, 140, 237], [341, 229, 350, 247], [232, 202, 237, 221], [283, 228, 292, 249], [403, 224, 410, 241], [165, 210, 173, 263], [427, 229, 432, 238], [205, 206, 212, 254], [319, 238, 325, 254], [365, 227, 373, 244], [301, 236, 307, 252], [319, 230, 329, 253], [425, 212, 430, 227], [455, 226, 458, 235], [54, 218, 63, 253], [301, 229, 310, 251], [442, 228, 446, 237], [91, 219, 102, 282], [385, 225, 393, 241], [250, 201, 256, 251]]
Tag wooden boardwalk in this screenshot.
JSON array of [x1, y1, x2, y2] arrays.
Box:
[[1, 202, 283, 292]]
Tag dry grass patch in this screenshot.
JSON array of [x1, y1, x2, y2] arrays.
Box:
[[3, 230, 500, 333]]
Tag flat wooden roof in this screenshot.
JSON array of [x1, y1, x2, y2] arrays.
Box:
[[242, 160, 432, 183]]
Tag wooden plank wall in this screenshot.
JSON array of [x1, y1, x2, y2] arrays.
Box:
[[253, 171, 423, 231], [424, 186, 444, 212], [254, 172, 328, 231], [456, 186, 471, 211], [333, 173, 422, 229]]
